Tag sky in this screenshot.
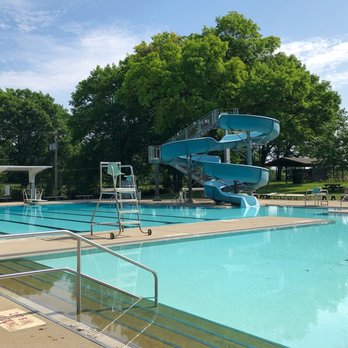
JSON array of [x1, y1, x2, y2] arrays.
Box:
[[1, 0, 348, 111]]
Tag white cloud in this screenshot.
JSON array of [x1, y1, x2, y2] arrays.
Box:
[[0, 0, 57, 33], [0, 1, 158, 107], [12, 10, 56, 32], [306, 41, 348, 71], [0, 0, 29, 10], [281, 37, 348, 82], [0, 26, 151, 108], [325, 70, 348, 88], [281, 37, 348, 109]]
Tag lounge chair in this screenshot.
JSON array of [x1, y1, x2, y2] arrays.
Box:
[[305, 187, 328, 206]]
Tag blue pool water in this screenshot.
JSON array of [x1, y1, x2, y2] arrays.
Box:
[[23, 204, 348, 348], [0, 202, 262, 234], [2, 203, 348, 347]]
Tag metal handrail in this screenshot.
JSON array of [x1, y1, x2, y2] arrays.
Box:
[[148, 108, 239, 163], [165, 108, 221, 143], [148, 109, 221, 163], [0, 230, 159, 313]]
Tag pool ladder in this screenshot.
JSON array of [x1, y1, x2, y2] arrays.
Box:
[[90, 162, 152, 239]]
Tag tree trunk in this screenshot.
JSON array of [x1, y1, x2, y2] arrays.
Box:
[[276, 165, 283, 181]]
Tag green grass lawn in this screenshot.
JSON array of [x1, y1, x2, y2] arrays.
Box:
[[256, 181, 347, 199], [142, 181, 348, 200]]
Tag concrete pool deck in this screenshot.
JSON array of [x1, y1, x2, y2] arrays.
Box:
[[0, 215, 332, 260], [0, 295, 101, 348], [0, 198, 335, 259], [0, 197, 345, 347]]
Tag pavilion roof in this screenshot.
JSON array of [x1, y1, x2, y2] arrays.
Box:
[[264, 157, 316, 167]]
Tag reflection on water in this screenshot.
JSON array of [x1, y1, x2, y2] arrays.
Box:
[[0, 202, 262, 234]]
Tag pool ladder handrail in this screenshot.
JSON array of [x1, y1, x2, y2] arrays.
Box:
[[0, 229, 159, 313]]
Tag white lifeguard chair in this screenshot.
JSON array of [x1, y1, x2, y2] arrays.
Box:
[[90, 162, 152, 239]]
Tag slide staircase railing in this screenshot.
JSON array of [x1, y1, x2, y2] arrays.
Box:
[[166, 108, 221, 143], [148, 108, 239, 200], [148, 108, 223, 164], [171, 162, 210, 185], [0, 230, 159, 314]]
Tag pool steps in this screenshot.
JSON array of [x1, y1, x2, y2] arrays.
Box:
[[0, 258, 285, 348]]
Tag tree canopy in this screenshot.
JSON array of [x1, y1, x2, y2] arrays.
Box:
[[236, 53, 342, 164], [70, 12, 344, 171], [0, 88, 71, 190], [0, 88, 70, 165], [0, 11, 346, 195]]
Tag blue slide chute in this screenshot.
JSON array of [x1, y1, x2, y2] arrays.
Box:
[[160, 113, 280, 208]]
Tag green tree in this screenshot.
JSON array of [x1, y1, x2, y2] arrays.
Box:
[[68, 11, 345, 189], [207, 11, 281, 64], [117, 32, 183, 140], [118, 31, 247, 142], [237, 53, 343, 168], [305, 114, 348, 179], [0, 88, 70, 191], [69, 64, 155, 192]]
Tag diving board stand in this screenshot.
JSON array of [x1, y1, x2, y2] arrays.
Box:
[[0, 165, 52, 204]]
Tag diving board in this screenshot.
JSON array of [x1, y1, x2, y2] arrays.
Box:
[[0, 165, 52, 204]]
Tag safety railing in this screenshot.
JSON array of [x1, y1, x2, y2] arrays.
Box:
[[0, 230, 159, 314], [340, 188, 348, 208], [148, 108, 239, 163], [172, 162, 207, 185], [304, 188, 329, 206], [148, 109, 221, 163], [165, 108, 221, 143], [148, 145, 161, 163]]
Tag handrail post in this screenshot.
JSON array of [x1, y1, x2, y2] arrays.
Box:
[[186, 155, 193, 203], [154, 273, 158, 307], [76, 238, 81, 315], [0, 230, 158, 309], [246, 130, 252, 165]]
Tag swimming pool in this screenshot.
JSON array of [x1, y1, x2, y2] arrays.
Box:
[[0, 202, 261, 234], [1, 204, 348, 347], [25, 205, 348, 348]]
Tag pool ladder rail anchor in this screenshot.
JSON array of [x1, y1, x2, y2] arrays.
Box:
[[90, 162, 152, 239]]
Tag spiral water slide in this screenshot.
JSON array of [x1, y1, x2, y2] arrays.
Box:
[[160, 113, 280, 208]]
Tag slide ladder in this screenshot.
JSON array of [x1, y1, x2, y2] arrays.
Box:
[[90, 162, 152, 239]]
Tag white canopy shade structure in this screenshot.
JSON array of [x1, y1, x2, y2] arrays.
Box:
[[0, 165, 52, 203]]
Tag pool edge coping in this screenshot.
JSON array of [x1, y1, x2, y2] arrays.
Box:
[[0, 216, 334, 260]]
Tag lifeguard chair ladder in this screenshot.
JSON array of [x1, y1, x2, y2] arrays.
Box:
[[90, 162, 152, 239]]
